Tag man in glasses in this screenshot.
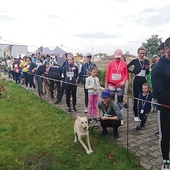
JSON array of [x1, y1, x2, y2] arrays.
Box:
[[127, 47, 150, 122]]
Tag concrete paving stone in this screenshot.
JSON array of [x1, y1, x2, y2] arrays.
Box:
[[134, 135, 144, 140], [140, 156, 150, 163], [150, 165, 161, 170], [129, 143, 138, 149], [127, 134, 134, 138], [140, 133, 149, 139], [153, 156, 163, 166], [134, 139, 147, 145], [142, 148, 153, 155], [134, 151, 142, 157], [152, 140, 159, 145], [131, 147, 148, 154], [148, 146, 159, 152], [128, 137, 136, 143], [139, 144, 148, 150], [142, 137, 153, 143], [149, 160, 161, 168], [138, 150, 149, 156], [140, 162, 152, 170], [149, 151, 162, 158]]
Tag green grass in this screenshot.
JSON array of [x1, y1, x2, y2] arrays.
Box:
[[0, 81, 143, 170]]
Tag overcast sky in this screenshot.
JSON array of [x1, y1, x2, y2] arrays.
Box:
[[0, 0, 170, 56]]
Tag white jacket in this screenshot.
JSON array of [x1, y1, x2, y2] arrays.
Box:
[[85, 76, 104, 94]]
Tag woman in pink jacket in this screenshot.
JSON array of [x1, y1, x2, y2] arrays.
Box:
[[105, 49, 128, 110]]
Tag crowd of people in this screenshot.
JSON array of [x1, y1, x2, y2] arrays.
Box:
[[1, 38, 170, 169]]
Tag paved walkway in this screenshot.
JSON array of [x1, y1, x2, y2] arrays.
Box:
[[43, 86, 162, 170]]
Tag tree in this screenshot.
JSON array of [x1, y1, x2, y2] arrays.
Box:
[[142, 35, 162, 57]]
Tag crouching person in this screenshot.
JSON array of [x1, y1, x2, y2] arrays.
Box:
[[98, 90, 123, 139]]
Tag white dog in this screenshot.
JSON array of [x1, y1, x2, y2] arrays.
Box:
[[74, 116, 93, 155]]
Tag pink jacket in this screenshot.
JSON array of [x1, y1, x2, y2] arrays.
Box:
[[105, 59, 128, 88]]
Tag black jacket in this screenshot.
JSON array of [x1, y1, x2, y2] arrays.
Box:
[[48, 64, 62, 80], [35, 65, 46, 76], [63, 64, 78, 84], [128, 58, 150, 75], [151, 55, 170, 108]]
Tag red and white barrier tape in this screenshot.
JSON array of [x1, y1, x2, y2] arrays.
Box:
[[132, 96, 170, 109], [27, 72, 82, 87]]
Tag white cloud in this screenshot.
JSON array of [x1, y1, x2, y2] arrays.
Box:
[[0, 0, 170, 55]]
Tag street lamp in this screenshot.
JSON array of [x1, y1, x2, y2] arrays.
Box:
[[92, 47, 94, 61], [92, 47, 94, 55]]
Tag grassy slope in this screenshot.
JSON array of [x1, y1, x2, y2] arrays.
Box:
[[0, 81, 143, 170]]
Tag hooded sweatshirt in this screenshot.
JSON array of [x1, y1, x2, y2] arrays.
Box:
[[151, 55, 170, 108]]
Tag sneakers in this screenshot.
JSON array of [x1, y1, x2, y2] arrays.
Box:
[[84, 107, 88, 113], [155, 132, 159, 137], [141, 126, 145, 130], [54, 100, 61, 104], [136, 125, 145, 130], [136, 125, 141, 130], [88, 118, 92, 124], [162, 160, 170, 170], [73, 107, 77, 112], [40, 95, 45, 99], [134, 117, 141, 122], [68, 108, 73, 113], [121, 120, 124, 126], [113, 130, 119, 139]]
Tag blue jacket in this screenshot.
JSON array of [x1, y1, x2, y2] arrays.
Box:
[[81, 62, 96, 85], [138, 92, 157, 113]]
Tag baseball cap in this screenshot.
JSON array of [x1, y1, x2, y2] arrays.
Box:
[[86, 53, 92, 58], [114, 49, 123, 58], [101, 90, 110, 98]]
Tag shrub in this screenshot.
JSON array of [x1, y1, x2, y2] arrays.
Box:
[[98, 69, 106, 87]]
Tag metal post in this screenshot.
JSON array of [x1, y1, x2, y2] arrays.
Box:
[[127, 96, 129, 155]]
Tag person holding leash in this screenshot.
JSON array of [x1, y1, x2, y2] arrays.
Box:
[[98, 90, 122, 139]]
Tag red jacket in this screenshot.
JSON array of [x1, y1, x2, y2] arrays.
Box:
[[105, 59, 128, 88]]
